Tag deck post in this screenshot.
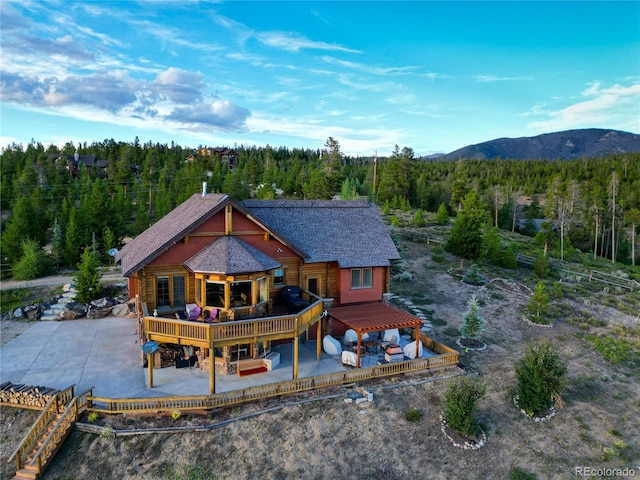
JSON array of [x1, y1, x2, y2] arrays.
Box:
[[209, 350, 215, 394], [356, 333, 362, 368], [316, 317, 321, 360], [415, 324, 420, 358], [147, 353, 154, 388], [293, 334, 299, 379]]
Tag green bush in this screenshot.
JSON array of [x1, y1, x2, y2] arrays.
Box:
[[502, 244, 517, 269], [534, 254, 549, 278], [443, 376, 485, 436], [515, 338, 566, 416], [431, 245, 446, 263], [508, 467, 538, 480], [405, 408, 423, 422], [73, 246, 103, 303], [462, 264, 485, 286], [412, 209, 426, 227], [585, 335, 633, 364], [12, 239, 53, 280]]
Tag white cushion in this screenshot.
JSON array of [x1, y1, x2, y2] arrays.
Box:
[[403, 340, 423, 359], [322, 335, 342, 355], [341, 350, 358, 367], [343, 329, 369, 344], [383, 329, 400, 343]]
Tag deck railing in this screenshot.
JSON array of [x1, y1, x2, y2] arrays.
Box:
[[144, 298, 325, 347], [88, 341, 459, 415]]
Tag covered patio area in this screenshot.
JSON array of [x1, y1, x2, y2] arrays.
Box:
[[327, 303, 424, 368]]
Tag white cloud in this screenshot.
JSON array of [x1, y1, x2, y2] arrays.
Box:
[[527, 81, 640, 133], [256, 32, 360, 53], [475, 74, 533, 82]]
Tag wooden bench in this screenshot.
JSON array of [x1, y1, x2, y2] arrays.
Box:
[[237, 359, 267, 377]]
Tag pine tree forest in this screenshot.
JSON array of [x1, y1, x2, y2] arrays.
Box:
[[1, 138, 639, 275]]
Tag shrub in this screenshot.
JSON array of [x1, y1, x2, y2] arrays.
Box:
[[502, 244, 517, 269], [12, 239, 53, 280], [443, 376, 485, 436], [87, 412, 99, 423], [171, 410, 182, 420], [431, 245, 446, 263], [405, 408, 423, 422], [508, 467, 538, 480], [515, 338, 567, 416], [585, 335, 633, 364], [533, 254, 549, 278], [463, 264, 485, 286]]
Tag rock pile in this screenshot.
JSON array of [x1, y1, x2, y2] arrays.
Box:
[[6, 283, 133, 322]]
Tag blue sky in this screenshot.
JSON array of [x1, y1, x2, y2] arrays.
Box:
[[1, 1, 639, 156]]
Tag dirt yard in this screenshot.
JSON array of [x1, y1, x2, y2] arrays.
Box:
[[2, 237, 639, 480]]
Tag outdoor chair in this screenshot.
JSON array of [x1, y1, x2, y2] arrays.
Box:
[[186, 305, 201, 321]]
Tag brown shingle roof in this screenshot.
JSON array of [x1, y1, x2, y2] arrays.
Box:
[[116, 193, 228, 276], [328, 303, 422, 334], [242, 200, 400, 268], [185, 236, 281, 274]]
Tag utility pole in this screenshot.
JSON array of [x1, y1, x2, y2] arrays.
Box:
[[372, 151, 377, 198]]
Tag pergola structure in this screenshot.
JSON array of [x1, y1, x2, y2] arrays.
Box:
[[328, 303, 423, 368]]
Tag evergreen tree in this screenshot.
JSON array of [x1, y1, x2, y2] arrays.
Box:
[[1, 196, 43, 266], [533, 254, 549, 279], [74, 246, 103, 303], [412, 209, 426, 227], [443, 376, 485, 436], [302, 169, 331, 199], [52, 217, 64, 269], [515, 338, 566, 416], [502, 244, 517, 269], [435, 203, 449, 225], [12, 239, 52, 280], [461, 294, 486, 340], [449, 160, 469, 212], [484, 226, 503, 265], [445, 191, 488, 266], [528, 281, 550, 324]]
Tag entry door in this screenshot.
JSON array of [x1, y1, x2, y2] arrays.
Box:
[[307, 277, 319, 296]]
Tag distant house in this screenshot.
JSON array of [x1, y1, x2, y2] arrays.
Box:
[[66, 151, 109, 177], [187, 147, 238, 169]]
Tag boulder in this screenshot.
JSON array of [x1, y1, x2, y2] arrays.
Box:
[[111, 303, 130, 317], [91, 297, 114, 309], [67, 302, 88, 316], [58, 309, 81, 320], [322, 335, 342, 355], [13, 307, 24, 319], [87, 306, 112, 319], [24, 304, 42, 320]]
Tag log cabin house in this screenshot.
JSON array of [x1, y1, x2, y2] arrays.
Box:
[[116, 192, 437, 393]]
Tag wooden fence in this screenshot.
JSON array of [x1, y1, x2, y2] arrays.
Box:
[[88, 341, 459, 415], [517, 253, 638, 291]]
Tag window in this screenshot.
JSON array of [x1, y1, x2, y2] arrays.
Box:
[[195, 278, 202, 304], [157, 276, 170, 306], [350, 268, 372, 289], [206, 282, 225, 308], [231, 281, 251, 306], [173, 276, 185, 308], [273, 268, 285, 285], [257, 277, 268, 303]]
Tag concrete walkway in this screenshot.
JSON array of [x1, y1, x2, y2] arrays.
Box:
[[0, 317, 360, 399]]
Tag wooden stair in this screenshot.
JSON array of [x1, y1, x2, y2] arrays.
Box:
[[9, 387, 93, 480]]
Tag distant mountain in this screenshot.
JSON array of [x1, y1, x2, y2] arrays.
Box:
[[436, 129, 640, 161]]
